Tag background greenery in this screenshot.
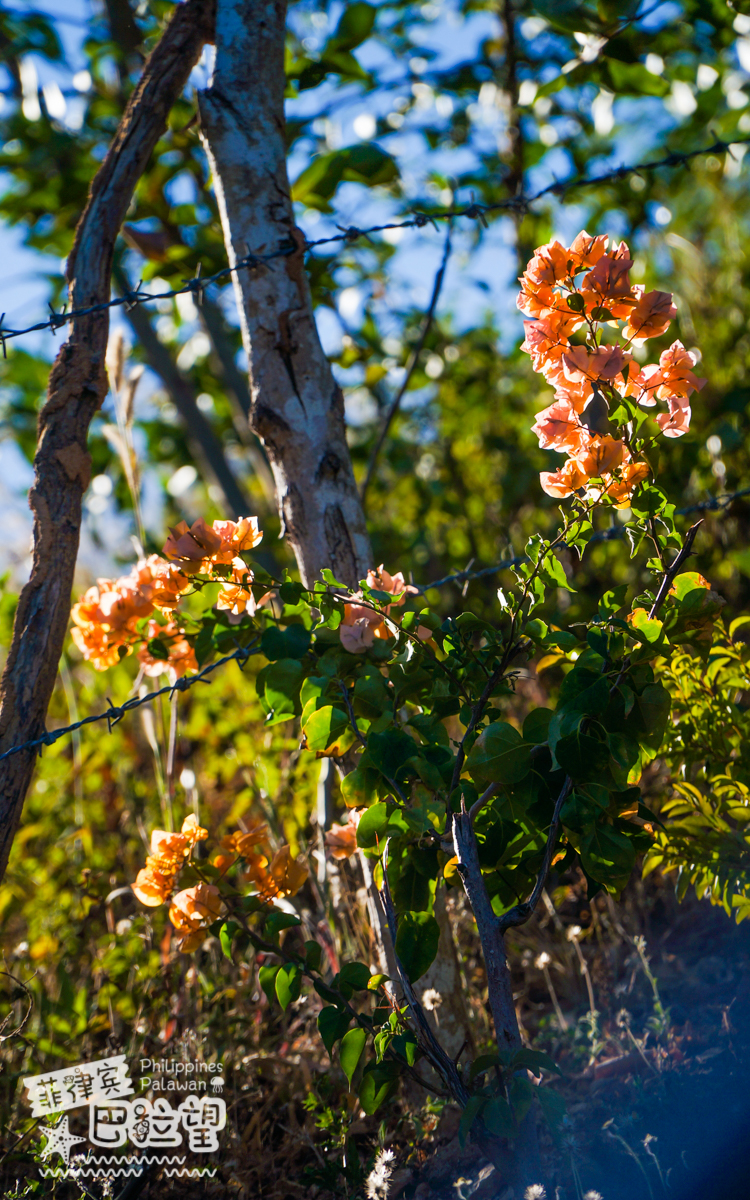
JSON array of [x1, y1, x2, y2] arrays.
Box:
[[1, 1, 750, 1196]]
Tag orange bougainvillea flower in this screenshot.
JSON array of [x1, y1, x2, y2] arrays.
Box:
[[580, 240, 635, 317], [215, 558, 261, 620], [521, 314, 575, 385], [604, 461, 651, 507], [267, 846, 309, 898], [366, 565, 418, 608], [532, 399, 586, 454], [211, 516, 263, 563], [221, 820, 271, 859], [656, 404, 692, 438], [574, 435, 626, 479], [169, 883, 222, 952], [134, 555, 192, 610], [568, 230, 609, 270], [519, 231, 704, 508], [132, 825, 197, 908], [132, 864, 175, 907], [539, 457, 590, 498], [340, 617, 378, 654], [137, 619, 198, 679], [325, 812, 361, 860], [561, 343, 629, 386], [523, 239, 576, 288], [622, 287, 677, 343], [162, 517, 223, 573], [181, 813, 208, 847], [638, 341, 705, 407]]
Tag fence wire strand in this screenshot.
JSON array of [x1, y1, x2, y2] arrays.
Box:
[[1, 134, 748, 352], [2, 479, 748, 764], [0, 642, 258, 765]]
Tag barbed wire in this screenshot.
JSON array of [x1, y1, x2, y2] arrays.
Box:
[[0, 641, 258, 765], [416, 486, 750, 593], [1, 133, 748, 354], [1, 480, 746, 763]]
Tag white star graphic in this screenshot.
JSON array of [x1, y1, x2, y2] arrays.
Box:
[[39, 1115, 86, 1167]]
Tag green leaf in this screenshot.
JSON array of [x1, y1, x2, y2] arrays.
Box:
[[483, 1096, 514, 1137], [536, 1086, 567, 1132], [261, 624, 312, 660], [257, 658, 303, 724], [359, 1060, 400, 1114], [259, 963, 280, 1004], [218, 920, 239, 961], [356, 802, 393, 850], [511, 1048, 561, 1077], [265, 912, 302, 943], [543, 554, 575, 592], [523, 708, 553, 745], [458, 1095, 485, 1146], [303, 705, 352, 753], [304, 940, 322, 971], [392, 858, 431, 912], [468, 1052, 502, 1082], [318, 1006, 351, 1056], [629, 683, 670, 751], [367, 729, 419, 780], [391, 1031, 419, 1066], [628, 608, 664, 645], [338, 961, 372, 991], [555, 731, 610, 782], [580, 824, 636, 882], [466, 722, 531, 786], [395, 912, 440, 981], [275, 963, 303, 1012], [508, 1075, 536, 1124], [341, 764, 384, 809], [340, 1026, 367, 1087]]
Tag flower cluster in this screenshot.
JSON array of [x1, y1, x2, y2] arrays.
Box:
[[70, 516, 263, 678], [132, 814, 209, 907], [518, 231, 705, 503], [340, 565, 431, 654], [131, 813, 309, 952]]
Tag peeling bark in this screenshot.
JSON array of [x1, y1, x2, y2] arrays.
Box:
[[0, 0, 215, 883], [197, 0, 369, 589]]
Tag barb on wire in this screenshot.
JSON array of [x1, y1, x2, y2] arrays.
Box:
[[0, 480, 744, 765], [0, 640, 259, 765], [360, 221, 453, 506], [413, 484, 750, 596], [1, 135, 748, 348]]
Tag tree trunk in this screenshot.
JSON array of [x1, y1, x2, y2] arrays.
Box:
[[0, 0, 214, 884], [197, 0, 369, 590], [198, 0, 473, 1068]]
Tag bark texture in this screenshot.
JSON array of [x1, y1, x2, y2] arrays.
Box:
[[197, 0, 370, 589], [0, 0, 214, 883]]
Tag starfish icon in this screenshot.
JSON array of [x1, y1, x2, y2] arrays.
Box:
[[39, 1115, 86, 1167]]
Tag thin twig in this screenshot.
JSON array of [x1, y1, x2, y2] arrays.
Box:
[[498, 775, 573, 932], [648, 520, 703, 619], [378, 842, 470, 1104]]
